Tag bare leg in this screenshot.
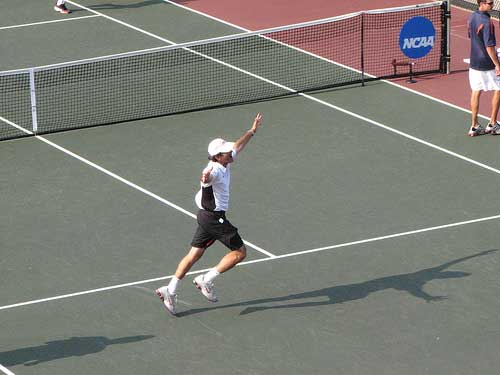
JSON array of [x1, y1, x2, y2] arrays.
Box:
[[174, 247, 205, 279], [471, 90, 482, 127], [215, 245, 247, 273], [490, 90, 500, 124]]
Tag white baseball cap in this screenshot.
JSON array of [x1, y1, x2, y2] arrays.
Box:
[[208, 138, 234, 157]]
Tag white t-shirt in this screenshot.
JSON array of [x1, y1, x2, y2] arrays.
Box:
[[195, 149, 237, 211]]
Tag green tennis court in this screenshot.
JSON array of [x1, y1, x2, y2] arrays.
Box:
[[1, 1, 499, 374]]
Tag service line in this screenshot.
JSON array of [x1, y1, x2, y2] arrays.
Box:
[[0, 15, 100, 30]]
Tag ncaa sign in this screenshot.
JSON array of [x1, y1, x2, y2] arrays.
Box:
[[399, 16, 435, 59]]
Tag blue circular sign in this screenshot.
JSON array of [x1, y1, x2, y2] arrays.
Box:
[[399, 16, 436, 59]]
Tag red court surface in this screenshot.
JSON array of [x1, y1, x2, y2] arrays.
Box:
[[175, 0, 418, 29], [175, 0, 496, 121]]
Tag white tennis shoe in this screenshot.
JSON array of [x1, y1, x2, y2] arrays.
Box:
[[485, 122, 500, 135], [155, 287, 177, 315], [193, 275, 218, 302], [468, 124, 485, 137]]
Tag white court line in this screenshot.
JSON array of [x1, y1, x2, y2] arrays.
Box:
[[265, 213, 500, 260], [0, 364, 15, 375], [1, 213, 500, 312], [0, 267, 209, 311], [0, 15, 100, 30], [450, 32, 469, 42], [301, 93, 500, 176], [0, 116, 33, 135], [66, 0, 177, 44]]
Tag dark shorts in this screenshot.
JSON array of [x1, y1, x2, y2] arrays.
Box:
[[190, 209, 244, 250]]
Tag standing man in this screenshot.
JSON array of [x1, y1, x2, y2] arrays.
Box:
[[54, 1, 71, 14], [156, 113, 263, 315], [468, 0, 500, 136]]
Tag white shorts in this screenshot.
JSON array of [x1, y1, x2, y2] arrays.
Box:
[[469, 68, 500, 91]]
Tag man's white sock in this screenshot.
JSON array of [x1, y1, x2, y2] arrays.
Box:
[[203, 268, 220, 283], [167, 276, 180, 294]]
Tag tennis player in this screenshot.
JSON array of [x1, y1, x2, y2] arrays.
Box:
[[54, 0, 71, 14], [155, 113, 264, 315], [468, 0, 500, 136]]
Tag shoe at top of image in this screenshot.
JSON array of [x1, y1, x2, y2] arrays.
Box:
[[54, 4, 71, 14]]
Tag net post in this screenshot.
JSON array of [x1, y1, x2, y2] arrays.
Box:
[[444, 1, 451, 74], [29, 68, 38, 133], [361, 12, 365, 87], [408, 62, 416, 83]]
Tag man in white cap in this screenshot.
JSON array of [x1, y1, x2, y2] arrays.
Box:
[[156, 113, 263, 315]]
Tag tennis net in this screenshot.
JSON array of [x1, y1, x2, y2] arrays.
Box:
[[0, 1, 448, 141]]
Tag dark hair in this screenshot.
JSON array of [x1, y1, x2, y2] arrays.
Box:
[[208, 151, 232, 161], [209, 153, 225, 161]]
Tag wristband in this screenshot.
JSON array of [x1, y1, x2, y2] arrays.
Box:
[[248, 129, 255, 136]]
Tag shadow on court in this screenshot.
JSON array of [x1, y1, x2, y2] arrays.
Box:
[[0, 335, 154, 367], [90, 0, 167, 9], [177, 249, 497, 317], [68, 0, 166, 12]]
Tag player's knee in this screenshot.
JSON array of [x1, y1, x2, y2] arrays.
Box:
[[236, 245, 246, 262], [188, 247, 205, 262]]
